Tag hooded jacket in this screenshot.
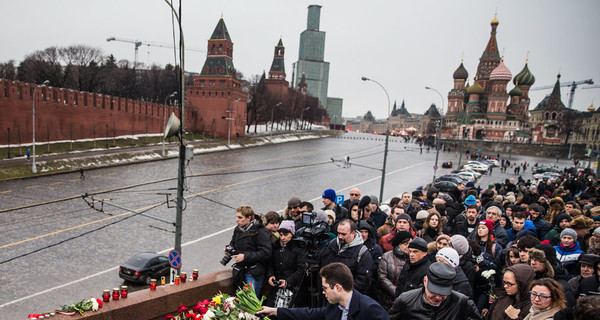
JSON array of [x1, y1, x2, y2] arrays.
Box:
[[554, 241, 583, 275], [487, 264, 535, 320], [358, 220, 383, 273], [507, 220, 536, 246], [319, 230, 374, 294], [543, 212, 572, 246]]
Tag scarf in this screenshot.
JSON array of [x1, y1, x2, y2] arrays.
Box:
[[523, 306, 561, 320]]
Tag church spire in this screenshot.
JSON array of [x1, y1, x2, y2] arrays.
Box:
[[268, 38, 286, 80]]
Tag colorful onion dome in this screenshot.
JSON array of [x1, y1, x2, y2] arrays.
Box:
[[509, 85, 523, 96], [513, 63, 535, 86], [467, 80, 484, 95], [490, 60, 512, 81], [491, 14, 499, 25], [453, 62, 469, 80]]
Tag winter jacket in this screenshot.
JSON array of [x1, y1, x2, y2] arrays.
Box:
[[370, 209, 388, 230], [416, 227, 441, 244], [319, 231, 374, 294], [389, 288, 481, 320], [492, 220, 509, 248], [377, 247, 408, 309], [487, 264, 535, 320], [453, 266, 473, 299], [228, 217, 272, 282], [506, 220, 536, 247], [358, 221, 383, 273], [543, 225, 564, 246], [379, 227, 417, 253], [402, 203, 418, 222], [277, 289, 390, 320], [266, 240, 306, 290], [554, 241, 583, 275], [377, 217, 394, 239], [394, 255, 432, 296], [322, 203, 348, 225], [530, 215, 550, 240], [452, 213, 479, 239]]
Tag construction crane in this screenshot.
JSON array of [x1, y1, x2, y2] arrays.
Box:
[[106, 37, 204, 69], [531, 78, 594, 109]]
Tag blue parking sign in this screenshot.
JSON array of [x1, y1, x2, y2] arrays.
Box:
[[336, 195, 344, 205]]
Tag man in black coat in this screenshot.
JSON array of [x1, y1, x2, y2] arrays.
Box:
[[320, 219, 374, 294], [389, 262, 481, 320], [395, 238, 432, 296], [258, 262, 389, 320], [229, 205, 272, 295], [322, 188, 349, 222]]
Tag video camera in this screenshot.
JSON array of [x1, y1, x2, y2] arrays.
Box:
[[292, 211, 330, 254]]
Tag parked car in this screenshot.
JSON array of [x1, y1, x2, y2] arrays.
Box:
[[435, 175, 465, 185], [119, 252, 171, 284], [467, 161, 490, 169], [532, 166, 561, 174], [441, 161, 453, 168], [463, 163, 488, 173], [481, 159, 500, 167], [533, 172, 562, 181], [433, 180, 458, 192], [452, 168, 482, 178], [454, 171, 477, 182]]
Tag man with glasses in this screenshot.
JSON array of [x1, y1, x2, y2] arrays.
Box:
[[282, 197, 303, 230], [258, 262, 389, 320], [389, 262, 481, 320], [342, 187, 362, 211], [483, 206, 508, 248]]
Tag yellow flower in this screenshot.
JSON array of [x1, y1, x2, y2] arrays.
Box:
[[212, 295, 222, 305]]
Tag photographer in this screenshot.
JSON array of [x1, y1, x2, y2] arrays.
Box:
[[227, 205, 272, 294], [265, 221, 307, 307]]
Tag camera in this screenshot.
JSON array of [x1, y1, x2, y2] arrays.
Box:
[[220, 245, 238, 266], [301, 211, 317, 225], [272, 279, 284, 287], [293, 211, 330, 254]]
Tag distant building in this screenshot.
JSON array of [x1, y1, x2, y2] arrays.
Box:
[[187, 17, 248, 139], [293, 5, 343, 125]]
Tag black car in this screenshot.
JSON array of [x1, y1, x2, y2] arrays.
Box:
[[119, 252, 170, 284], [433, 180, 457, 192], [442, 161, 453, 168], [435, 175, 464, 185]]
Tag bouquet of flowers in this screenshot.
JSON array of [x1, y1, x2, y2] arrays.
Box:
[[29, 296, 103, 318], [481, 269, 497, 299]]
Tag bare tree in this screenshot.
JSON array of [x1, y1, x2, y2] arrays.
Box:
[[0, 60, 17, 80]]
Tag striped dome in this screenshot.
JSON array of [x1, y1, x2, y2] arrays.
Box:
[[467, 80, 484, 95], [509, 86, 522, 97], [453, 62, 469, 80], [490, 60, 512, 81], [513, 63, 535, 86]]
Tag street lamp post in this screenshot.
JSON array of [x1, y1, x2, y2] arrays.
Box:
[[508, 131, 516, 161], [425, 86, 445, 183], [32, 80, 49, 174], [567, 130, 574, 160], [362, 76, 391, 202], [7, 127, 10, 159], [105, 124, 109, 149], [226, 98, 240, 148], [162, 91, 177, 156], [458, 126, 466, 168], [270, 102, 282, 142]]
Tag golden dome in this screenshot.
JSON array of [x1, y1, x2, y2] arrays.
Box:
[[491, 14, 499, 25]]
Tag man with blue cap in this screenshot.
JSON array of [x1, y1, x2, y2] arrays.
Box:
[[322, 188, 349, 223]]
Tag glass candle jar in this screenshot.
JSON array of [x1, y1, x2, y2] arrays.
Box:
[[180, 272, 187, 283], [161, 276, 166, 286], [112, 288, 120, 300], [150, 279, 157, 290], [192, 269, 199, 280], [102, 290, 110, 302], [120, 285, 128, 298], [174, 275, 180, 285]]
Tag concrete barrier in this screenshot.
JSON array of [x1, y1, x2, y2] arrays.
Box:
[[50, 270, 233, 320]]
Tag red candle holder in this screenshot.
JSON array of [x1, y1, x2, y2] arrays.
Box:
[[120, 285, 128, 298], [174, 275, 180, 285], [102, 290, 110, 302], [150, 279, 157, 290], [112, 288, 120, 300], [180, 272, 187, 283], [192, 269, 199, 280]]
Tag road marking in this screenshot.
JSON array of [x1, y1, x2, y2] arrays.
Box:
[[0, 160, 431, 309], [50, 182, 63, 186], [69, 179, 79, 182], [107, 172, 117, 176], [0, 190, 11, 194], [91, 175, 101, 178], [25, 185, 40, 189]]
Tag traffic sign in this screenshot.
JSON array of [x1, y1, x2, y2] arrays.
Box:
[[168, 250, 181, 269], [433, 165, 438, 171], [336, 195, 344, 205]]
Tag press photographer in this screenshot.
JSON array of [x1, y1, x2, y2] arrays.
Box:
[[225, 205, 272, 294]]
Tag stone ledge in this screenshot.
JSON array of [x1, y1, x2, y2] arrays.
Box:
[[50, 270, 233, 320]]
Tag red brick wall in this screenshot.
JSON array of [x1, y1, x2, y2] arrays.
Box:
[[0, 79, 193, 145]]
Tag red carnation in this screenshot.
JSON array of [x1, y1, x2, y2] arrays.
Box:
[[177, 304, 189, 313], [96, 298, 103, 308], [164, 314, 175, 320]]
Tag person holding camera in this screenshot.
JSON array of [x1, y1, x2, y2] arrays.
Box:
[[226, 205, 272, 295], [265, 221, 307, 307]]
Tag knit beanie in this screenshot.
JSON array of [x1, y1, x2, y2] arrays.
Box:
[[450, 235, 469, 256], [416, 210, 429, 220], [322, 189, 336, 202], [358, 196, 372, 210], [395, 213, 412, 224], [408, 238, 428, 252], [560, 228, 577, 240], [436, 247, 460, 269], [392, 231, 413, 247], [479, 219, 495, 234], [278, 220, 295, 235]]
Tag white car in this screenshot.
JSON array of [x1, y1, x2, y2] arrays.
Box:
[[463, 163, 488, 173], [457, 168, 482, 178], [455, 171, 478, 182], [533, 172, 561, 181], [467, 161, 490, 170]]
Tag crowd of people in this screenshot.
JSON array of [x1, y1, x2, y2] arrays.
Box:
[[227, 164, 600, 320]]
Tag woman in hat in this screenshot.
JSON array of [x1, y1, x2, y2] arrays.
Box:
[[523, 278, 566, 320], [486, 264, 536, 320], [588, 227, 600, 255], [471, 219, 504, 312], [377, 230, 412, 310], [265, 221, 307, 307], [416, 211, 443, 243], [553, 228, 583, 275]]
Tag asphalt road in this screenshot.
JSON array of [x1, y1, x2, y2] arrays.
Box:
[[0, 132, 549, 318]]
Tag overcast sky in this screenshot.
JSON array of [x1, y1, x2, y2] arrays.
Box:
[[1, 0, 599, 119]]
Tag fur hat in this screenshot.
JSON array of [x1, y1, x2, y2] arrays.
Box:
[[528, 247, 555, 279], [392, 231, 413, 247], [358, 196, 372, 210], [535, 243, 559, 266], [436, 247, 460, 269], [287, 197, 301, 207], [450, 235, 469, 256], [591, 206, 600, 215], [322, 189, 336, 202], [571, 216, 594, 230], [416, 210, 429, 220]]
